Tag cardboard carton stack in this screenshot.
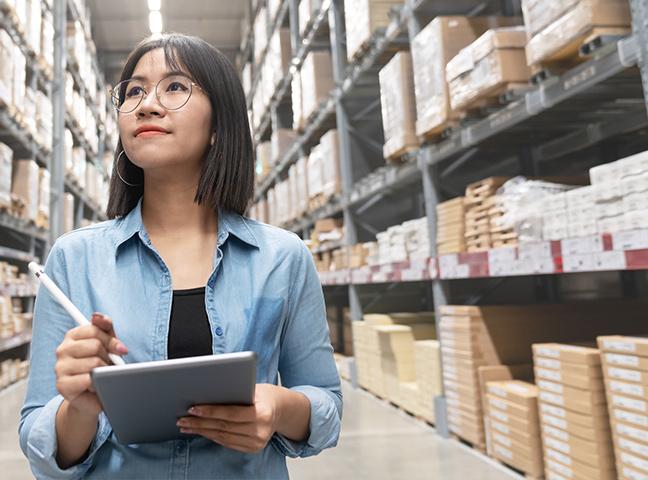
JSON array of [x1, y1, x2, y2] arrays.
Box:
[[318, 130, 342, 200], [291, 69, 304, 131], [300, 51, 334, 122], [414, 339, 442, 424], [464, 177, 511, 252], [412, 17, 517, 140], [485, 381, 544, 477], [436, 197, 466, 255], [533, 343, 616, 480], [379, 52, 418, 162], [598, 336, 648, 480], [352, 312, 434, 399], [295, 156, 310, 217], [376, 323, 436, 407], [521, 0, 632, 69], [0, 143, 12, 210], [11, 160, 40, 224], [439, 305, 500, 448], [446, 27, 531, 113], [344, 0, 393, 62]]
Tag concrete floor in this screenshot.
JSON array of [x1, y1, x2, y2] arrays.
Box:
[[2, 380, 520, 479]]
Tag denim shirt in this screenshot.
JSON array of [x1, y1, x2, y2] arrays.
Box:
[[19, 199, 342, 480]]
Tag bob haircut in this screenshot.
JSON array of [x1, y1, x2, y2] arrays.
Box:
[[106, 33, 254, 218]]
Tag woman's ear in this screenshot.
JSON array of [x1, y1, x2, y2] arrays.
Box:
[[210, 131, 216, 146]]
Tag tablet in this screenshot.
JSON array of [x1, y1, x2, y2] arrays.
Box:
[[90, 351, 257, 445]]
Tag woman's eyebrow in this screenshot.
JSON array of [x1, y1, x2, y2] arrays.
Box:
[[129, 70, 189, 83]]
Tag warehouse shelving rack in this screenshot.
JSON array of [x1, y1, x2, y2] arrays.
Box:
[[244, 0, 648, 455], [0, 0, 112, 362]]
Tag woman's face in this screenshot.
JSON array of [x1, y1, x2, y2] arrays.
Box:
[[118, 48, 213, 178]]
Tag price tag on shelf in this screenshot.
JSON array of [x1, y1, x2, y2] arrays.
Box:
[[612, 229, 648, 251], [561, 236, 603, 256], [595, 251, 627, 271], [401, 269, 425, 282], [563, 254, 596, 273], [488, 247, 517, 264]]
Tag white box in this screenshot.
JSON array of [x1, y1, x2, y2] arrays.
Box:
[[565, 186, 595, 209], [624, 192, 648, 212], [598, 215, 625, 234], [592, 181, 622, 202]]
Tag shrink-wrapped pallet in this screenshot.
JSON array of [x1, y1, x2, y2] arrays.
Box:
[[253, 6, 268, 64], [296, 156, 309, 216], [412, 17, 515, 139], [319, 130, 342, 199], [292, 69, 304, 130], [299, 0, 324, 35], [0, 30, 14, 107], [12, 45, 26, 115], [0, 143, 13, 208], [379, 52, 418, 161], [307, 144, 325, 205], [39, 9, 54, 74], [446, 27, 530, 112], [522, 0, 631, 66], [344, 0, 394, 62], [301, 51, 334, 121], [38, 168, 50, 229], [25, 0, 41, 57], [11, 160, 39, 223]]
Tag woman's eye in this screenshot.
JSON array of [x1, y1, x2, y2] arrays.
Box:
[[166, 82, 188, 92], [126, 86, 143, 97]]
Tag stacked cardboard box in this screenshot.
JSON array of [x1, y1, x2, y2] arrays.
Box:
[[37, 168, 50, 229], [485, 380, 544, 477], [1, 358, 29, 392], [344, 0, 393, 62], [300, 51, 334, 121], [598, 336, 648, 480], [402, 217, 430, 260], [295, 156, 309, 216], [412, 17, 517, 139], [352, 313, 434, 398], [349, 243, 371, 268], [522, 0, 631, 68], [11, 160, 40, 224], [533, 343, 616, 480], [63, 192, 75, 233], [376, 323, 437, 406], [379, 52, 418, 161], [439, 305, 500, 447], [291, 69, 304, 131], [436, 197, 466, 254], [446, 27, 531, 113], [318, 130, 342, 200], [464, 177, 512, 252], [414, 340, 442, 424]]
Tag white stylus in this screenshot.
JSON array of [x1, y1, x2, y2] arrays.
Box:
[[28, 262, 126, 366]]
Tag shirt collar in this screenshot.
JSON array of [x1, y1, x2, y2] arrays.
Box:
[[113, 197, 260, 252]]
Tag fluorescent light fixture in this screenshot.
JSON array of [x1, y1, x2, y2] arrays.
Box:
[[151, 32, 163, 40], [149, 10, 163, 33], [148, 0, 161, 10]]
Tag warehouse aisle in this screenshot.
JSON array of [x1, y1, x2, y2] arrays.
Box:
[[287, 381, 519, 480], [1, 380, 519, 479]]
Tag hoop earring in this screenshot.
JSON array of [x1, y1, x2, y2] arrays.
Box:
[[115, 150, 143, 187]]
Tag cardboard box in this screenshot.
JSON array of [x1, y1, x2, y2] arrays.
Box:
[[541, 411, 612, 444], [543, 446, 616, 480], [533, 343, 602, 365], [603, 352, 648, 372], [538, 379, 607, 404], [300, 51, 334, 121], [612, 408, 648, 429], [609, 393, 648, 414], [486, 393, 539, 423], [491, 437, 544, 476], [617, 461, 648, 480], [535, 367, 605, 391], [490, 406, 541, 434], [489, 417, 542, 450], [612, 420, 648, 446], [539, 389, 609, 415], [608, 379, 648, 401], [11, 160, 39, 222], [536, 356, 604, 378], [542, 423, 615, 464], [447, 27, 531, 111], [344, 0, 393, 62], [379, 52, 418, 160], [486, 380, 538, 409], [600, 336, 648, 357]]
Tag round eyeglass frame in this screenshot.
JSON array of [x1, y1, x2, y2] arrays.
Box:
[[110, 75, 207, 113]]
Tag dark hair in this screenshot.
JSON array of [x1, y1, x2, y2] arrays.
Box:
[[106, 33, 254, 218]]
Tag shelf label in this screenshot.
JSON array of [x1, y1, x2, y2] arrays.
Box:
[[561, 235, 603, 255], [488, 247, 517, 264], [609, 367, 642, 383], [615, 409, 648, 427], [612, 229, 648, 251], [563, 254, 596, 272], [606, 353, 640, 367], [564, 65, 597, 91], [401, 269, 424, 282], [618, 423, 648, 443], [611, 381, 644, 397], [596, 250, 627, 270], [604, 340, 637, 352], [612, 395, 646, 412]]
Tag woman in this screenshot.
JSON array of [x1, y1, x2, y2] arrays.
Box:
[[20, 33, 342, 479]]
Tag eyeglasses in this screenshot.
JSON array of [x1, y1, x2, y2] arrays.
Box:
[[110, 74, 206, 113]]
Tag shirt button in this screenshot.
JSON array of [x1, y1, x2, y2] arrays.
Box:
[[215, 327, 223, 336], [176, 441, 186, 453]]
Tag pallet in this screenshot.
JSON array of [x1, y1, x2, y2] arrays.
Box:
[[490, 458, 544, 480], [450, 434, 487, 455], [416, 116, 460, 144], [384, 139, 420, 164], [457, 82, 533, 118], [530, 26, 632, 81], [307, 193, 328, 212]]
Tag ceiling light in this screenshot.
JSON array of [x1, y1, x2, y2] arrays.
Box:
[[148, 0, 161, 10], [149, 10, 163, 33]]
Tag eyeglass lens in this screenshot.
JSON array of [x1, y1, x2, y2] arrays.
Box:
[[112, 75, 193, 112]]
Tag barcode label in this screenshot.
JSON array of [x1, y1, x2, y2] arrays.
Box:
[[606, 353, 640, 367], [611, 381, 644, 397], [609, 367, 642, 382], [604, 340, 637, 352], [614, 409, 648, 427], [542, 413, 567, 430]]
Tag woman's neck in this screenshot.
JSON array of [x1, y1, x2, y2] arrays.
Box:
[[140, 181, 218, 238]]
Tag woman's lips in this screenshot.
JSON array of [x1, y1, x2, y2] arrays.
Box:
[[136, 131, 168, 138]]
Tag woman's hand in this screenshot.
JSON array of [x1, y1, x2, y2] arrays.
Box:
[[55, 313, 129, 418], [177, 383, 311, 454]]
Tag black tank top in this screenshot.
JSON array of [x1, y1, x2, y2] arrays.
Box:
[[167, 287, 213, 359]]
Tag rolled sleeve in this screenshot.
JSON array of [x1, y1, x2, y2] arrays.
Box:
[[21, 395, 113, 479], [273, 239, 343, 458], [271, 385, 342, 458]]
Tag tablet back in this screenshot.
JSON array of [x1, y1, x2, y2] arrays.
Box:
[[91, 351, 257, 445]]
